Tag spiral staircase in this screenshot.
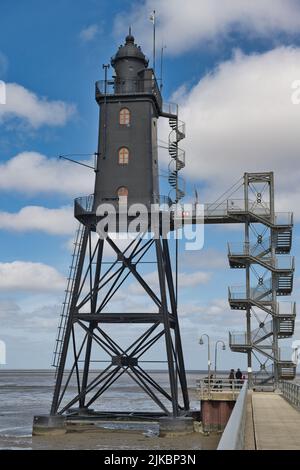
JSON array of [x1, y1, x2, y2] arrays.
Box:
[[168, 116, 186, 203]]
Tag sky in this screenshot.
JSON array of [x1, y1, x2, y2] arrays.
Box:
[[0, 0, 300, 372]]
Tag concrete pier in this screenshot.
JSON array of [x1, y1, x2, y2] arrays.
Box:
[[251, 392, 300, 450], [201, 400, 235, 432], [197, 379, 240, 432], [33, 415, 66, 436], [159, 417, 194, 436], [33, 413, 195, 437]]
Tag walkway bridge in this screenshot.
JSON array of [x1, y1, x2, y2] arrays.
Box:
[[216, 380, 300, 450]]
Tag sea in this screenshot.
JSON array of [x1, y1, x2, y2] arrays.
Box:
[[1, 369, 298, 450], [0, 369, 205, 450]]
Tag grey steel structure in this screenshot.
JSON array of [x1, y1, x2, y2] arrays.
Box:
[[227, 173, 296, 387], [50, 36, 296, 421], [51, 33, 189, 418]]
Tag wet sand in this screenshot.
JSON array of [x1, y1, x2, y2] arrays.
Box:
[[0, 370, 222, 450], [1, 430, 220, 450]]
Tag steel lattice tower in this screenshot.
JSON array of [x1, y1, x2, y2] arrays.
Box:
[[49, 33, 190, 419]]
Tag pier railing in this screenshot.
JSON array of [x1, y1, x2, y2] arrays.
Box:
[[197, 377, 244, 400], [279, 381, 300, 409], [217, 381, 248, 450]]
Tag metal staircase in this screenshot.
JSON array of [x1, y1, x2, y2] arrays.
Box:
[[168, 116, 186, 203], [228, 243, 295, 273], [277, 273, 294, 296], [275, 229, 293, 254], [52, 223, 86, 373], [227, 173, 296, 386], [230, 309, 295, 352]]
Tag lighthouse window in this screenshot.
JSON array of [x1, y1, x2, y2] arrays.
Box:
[[117, 186, 128, 198], [118, 147, 129, 165], [119, 108, 130, 125]]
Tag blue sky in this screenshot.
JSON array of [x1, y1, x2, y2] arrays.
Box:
[[0, 0, 300, 371]]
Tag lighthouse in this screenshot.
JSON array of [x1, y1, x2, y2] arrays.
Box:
[[32, 33, 191, 435], [94, 31, 161, 210]]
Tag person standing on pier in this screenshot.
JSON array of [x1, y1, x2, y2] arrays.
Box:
[[229, 369, 235, 388], [235, 368, 243, 388]]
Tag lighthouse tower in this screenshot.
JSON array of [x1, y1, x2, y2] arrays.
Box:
[[94, 31, 160, 210], [34, 33, 190, 433]]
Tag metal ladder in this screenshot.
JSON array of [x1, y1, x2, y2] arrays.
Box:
[[52, 223, 85, 373]]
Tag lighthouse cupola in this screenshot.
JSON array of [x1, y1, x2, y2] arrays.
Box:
[[111, 31, 149, 83]]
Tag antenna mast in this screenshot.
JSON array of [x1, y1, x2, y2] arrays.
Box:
[[150, 10, 156, 72]]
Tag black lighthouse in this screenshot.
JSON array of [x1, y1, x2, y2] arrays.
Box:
[[33, 33, 190, 434], [94, 32, 161, 210]]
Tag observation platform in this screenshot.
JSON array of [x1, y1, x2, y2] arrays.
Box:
[[74, 195, 293, 228]]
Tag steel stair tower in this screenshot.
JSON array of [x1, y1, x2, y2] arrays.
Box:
[[227, 173, 296, 387]]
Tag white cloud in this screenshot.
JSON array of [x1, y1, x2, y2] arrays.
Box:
[[0, 299, 59, 330], [179, 298, 242, 328], [79, 24, 100, 42], [0, 83, 75, 128], [161, 47, 300, 217], [128, 269, 211, 296], [114, 0, 300, 55], [0, 261, 65, 292], [0, 205, 76, 235], [0, 152, 94, 196], [179, 271, 211, 287], [0, 299, 20, 320], [181, 248, 227, 270]]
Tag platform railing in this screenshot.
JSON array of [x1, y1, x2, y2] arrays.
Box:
[[277, 301, 296, 317], [96, 77, 160, 96], [228, 282, 272, 301], [279, 381, 300, 408], [197, 377, 244, 399], [226, 200, 293, 226], [228, 244, 294, 271], [275, 212, 294, 226], [95, 78, 163, 110], [75, 194, 174, 214], [75, 194, 94, 212], [229, 331, 248, 346], [228, 241, 271, 257], [278, 346, 296, 363], [162, 101, 178, 116]]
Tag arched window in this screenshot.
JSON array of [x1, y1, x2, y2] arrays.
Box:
[[118, 147, 129, 165], [117, 186, 128, 200], [119, 108, 130, 125]]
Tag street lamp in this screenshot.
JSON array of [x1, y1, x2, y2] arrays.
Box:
[[214, 340, 226, 377], [199, 334, 211, 390]]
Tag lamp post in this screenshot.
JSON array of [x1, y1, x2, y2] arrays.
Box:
[[199, 334, 211, 391], [214, 340, 226, 378]]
